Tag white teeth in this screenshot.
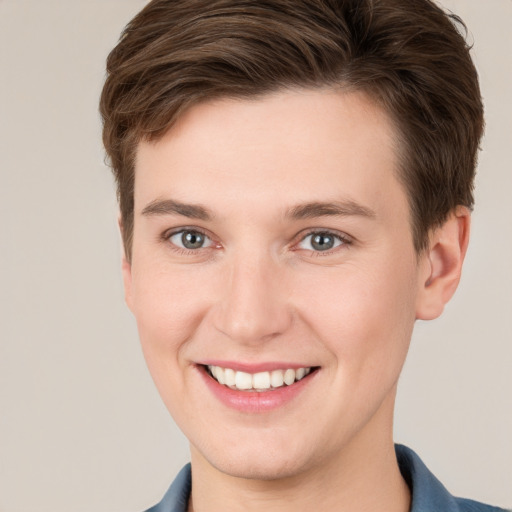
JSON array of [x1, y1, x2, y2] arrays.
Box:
[[207, 365, 313, 391], [235, 371, 253, 390], [270, 369, 284, 388], [283, 369, 295, 385], [224, 368, 236, 386], [215, 366, 226, 385], [253, 372, 271, 390]]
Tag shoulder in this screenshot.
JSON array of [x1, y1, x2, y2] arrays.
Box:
[[395, 444, 509, 512], [454, 497, 509, 512]]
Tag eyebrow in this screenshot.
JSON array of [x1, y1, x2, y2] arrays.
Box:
[[140, 198, 376, 222], [141, 199, 212, 220], [286, 200, 376, 220]]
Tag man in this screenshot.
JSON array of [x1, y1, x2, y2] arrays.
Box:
[[100, 1, 507, 511]]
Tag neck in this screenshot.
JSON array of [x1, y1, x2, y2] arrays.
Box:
[[188, 394, 410, 512]]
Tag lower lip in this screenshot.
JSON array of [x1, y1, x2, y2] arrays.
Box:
[[198, 366, 317, 413]]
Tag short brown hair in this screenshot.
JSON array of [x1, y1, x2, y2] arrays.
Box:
[[100, 0, 484, 260]]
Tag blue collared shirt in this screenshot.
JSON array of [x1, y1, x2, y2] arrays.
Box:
[[145, 445, 509, 512]]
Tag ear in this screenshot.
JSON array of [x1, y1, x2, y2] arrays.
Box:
[[119, 216, 134, 312], [415, 206, 471, 320]]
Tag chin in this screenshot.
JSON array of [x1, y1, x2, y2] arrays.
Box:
[[193, 434, 323, 482], [212, 454, 312, 481]]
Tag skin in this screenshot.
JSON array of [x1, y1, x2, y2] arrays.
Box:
[[123, 88, 469, 512]]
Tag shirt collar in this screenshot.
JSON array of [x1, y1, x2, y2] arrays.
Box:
[[396, 444, 460, 511], [145, 463, 191, 512]]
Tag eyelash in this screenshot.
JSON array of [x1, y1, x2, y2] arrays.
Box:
[[294, 229, 352, 256], [161, 227, 352, 256], [161, 227, 217, 255]]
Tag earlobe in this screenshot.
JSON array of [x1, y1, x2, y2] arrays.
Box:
[[415, 206, 471, 320]]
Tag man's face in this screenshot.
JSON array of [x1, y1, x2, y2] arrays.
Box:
[[125, 89, 430, 480]]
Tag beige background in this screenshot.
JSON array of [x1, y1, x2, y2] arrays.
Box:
[[0, 1, 510, 511]]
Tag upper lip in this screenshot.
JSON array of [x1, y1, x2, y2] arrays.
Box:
[[197, 360, 317, 373]]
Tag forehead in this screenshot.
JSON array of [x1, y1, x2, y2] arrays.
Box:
[[134, 88, 404, 220]]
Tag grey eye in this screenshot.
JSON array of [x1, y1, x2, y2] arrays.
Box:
[[299, 232, 343, 251], [169, 230, 213, 250]]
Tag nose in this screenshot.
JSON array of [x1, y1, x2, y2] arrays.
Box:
[[211, 253, 293, 345]]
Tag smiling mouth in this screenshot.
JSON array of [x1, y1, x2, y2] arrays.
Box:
[[205, 365, 318, 392]]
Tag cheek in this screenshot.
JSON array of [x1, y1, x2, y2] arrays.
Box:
[[129, 266, 208, 380], [295, 259, 418, 374], [132, 263, 206, 337], [129, 266, 213, 420]]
